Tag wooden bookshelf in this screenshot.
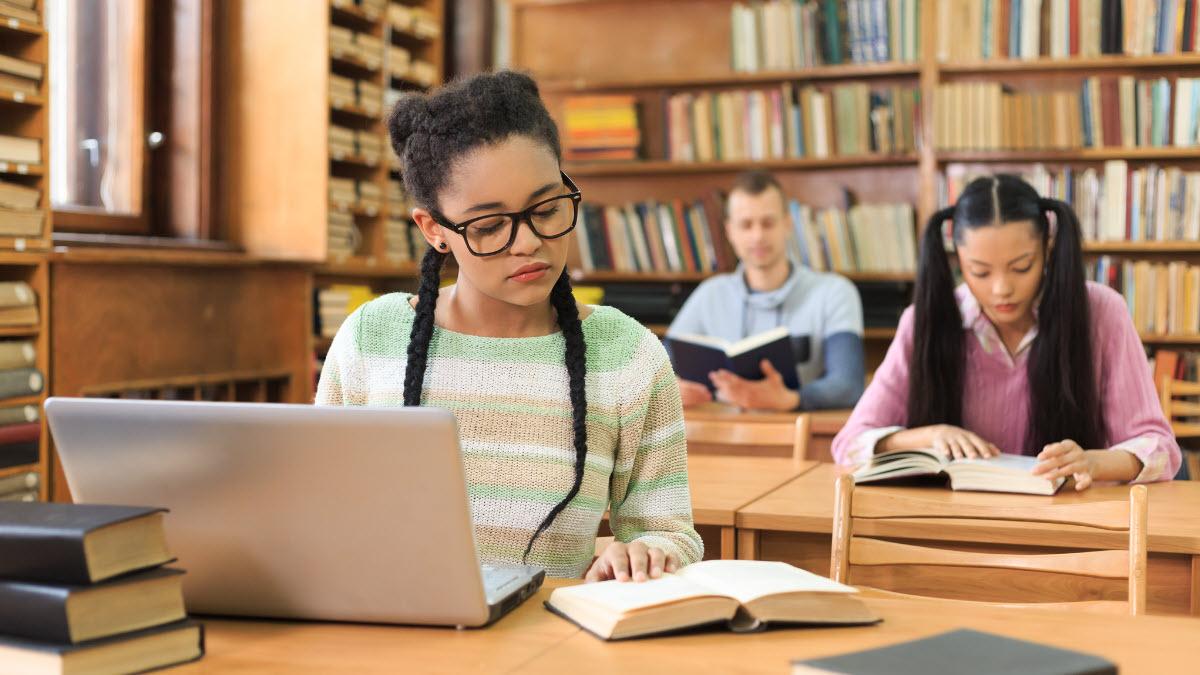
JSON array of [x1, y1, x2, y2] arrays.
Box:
[[566, 155, 921, 177], [940, 54, 1200, 74], [540, 62, 922, 93], [0, 1, 51, 501], [938, 148, 1200, 163], [1084, 242, 1200, 255]]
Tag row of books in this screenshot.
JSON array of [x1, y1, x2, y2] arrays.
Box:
[[328, 211, 362, 259], [787, 201, 917, 274], [0, 502, 204, 672], [0, 134, 40, 167], [330, 124, 385, 164], [1153, 349, 1200, 388], [0, 178, 42, 237], [330, 73, 383, 117], [329, 177, 383, 213], [388, 1, 441, 40], [941, 161, 1200, 244], [575, 199, 731, 275], [933, 77, 1200, 150], [1091, 257, 1200, 335], [731, 0, 921, 71], [665, 85, 918, 162], [0, 467, 36, 502], [315, 285, 378, 339], [561, 96, 642, 162], [0, 282, 37, 327], [0, 0, 36, 25], [330, 25, 384, 70], [939, 0, 1200, 62], [0, 50, 42, 98]]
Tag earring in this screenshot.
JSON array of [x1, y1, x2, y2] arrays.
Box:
[[438, 242, 448, 251]]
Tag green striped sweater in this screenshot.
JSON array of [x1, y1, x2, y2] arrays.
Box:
[[316, 293, 703, 577]]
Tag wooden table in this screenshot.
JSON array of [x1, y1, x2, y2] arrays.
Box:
[[684, 404, 851, 462], [686, 455, 816, 559], [177, 580, 1200, 673], [736, 463, 1200, 615]]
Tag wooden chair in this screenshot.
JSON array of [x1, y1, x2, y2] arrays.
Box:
[[829, 475, 1149, 615], [1160, 377, 1200, 481], [684, 412, 812, 463]]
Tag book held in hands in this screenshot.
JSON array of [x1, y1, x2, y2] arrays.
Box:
[[853, 449, 1065, 495], [667, 326, 799, 392], [546, 560, 879, 640]]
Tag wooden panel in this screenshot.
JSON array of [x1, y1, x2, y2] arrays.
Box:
[[216, 0, 327, 260], [852, 489, 1133, 530], [849, 536, 1131, 579], [49, 258, 312, 500]]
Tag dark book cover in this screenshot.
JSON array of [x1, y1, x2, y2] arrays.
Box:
[[0, 502, 166, 584], [1100, 0, 1122, 54], [0, 439, 38, 469], [667, 329, 799, 392], [0, 619, 205, 672], [1099, 78, 1121, 147], [791, 628, 1116, 675], [0, 568, 185, 643]]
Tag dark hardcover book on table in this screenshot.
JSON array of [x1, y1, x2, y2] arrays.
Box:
[[0, 568, 187, 644], [0, 619, 205, 675], [667, 326, 799, 392], [791, 628, 1116, 675], [0, 502, 172, 584]]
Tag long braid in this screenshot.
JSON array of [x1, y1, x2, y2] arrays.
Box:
[[403, 247, 447, 406], [523, 270, 588, 561]]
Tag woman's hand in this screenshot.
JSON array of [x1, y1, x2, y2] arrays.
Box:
[[584, 540, 679, 583], [1033, 439, 1097, 490], [677, 378, 713, 408], [930, 425, 1001, 460]]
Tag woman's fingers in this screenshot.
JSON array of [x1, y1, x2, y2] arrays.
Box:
[[647, 547, 667, 579], [627, 542, 649, 582]]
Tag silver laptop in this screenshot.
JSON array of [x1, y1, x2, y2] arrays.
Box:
[[44, 397, 544, 628]]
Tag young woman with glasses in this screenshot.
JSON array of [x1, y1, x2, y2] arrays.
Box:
[[316, 71, 703, 581]]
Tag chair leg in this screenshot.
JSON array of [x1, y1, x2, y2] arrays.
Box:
[[1186, 450, 1200, 482]]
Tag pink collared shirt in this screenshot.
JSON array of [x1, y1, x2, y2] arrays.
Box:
[[832, 282, 1181, 483]]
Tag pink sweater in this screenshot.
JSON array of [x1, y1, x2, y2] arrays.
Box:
[[832, 282, 1180, 483]]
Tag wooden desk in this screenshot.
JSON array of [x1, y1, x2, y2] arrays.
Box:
[[178, 581, 1200, 674], [685, 455, 817, 559], [737, 463, 1200, 615], [684, 404, 850, 462]]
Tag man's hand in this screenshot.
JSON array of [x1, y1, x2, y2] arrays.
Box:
[[709, 359, 800, 411]]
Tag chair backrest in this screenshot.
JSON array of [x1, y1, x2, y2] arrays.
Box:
[[684, 414, 811, 463], [1160, 377, 1200, 439], [829, 475, 1149, 615]]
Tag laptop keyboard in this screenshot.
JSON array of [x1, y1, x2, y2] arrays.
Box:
[[481, 564, 520, 593]]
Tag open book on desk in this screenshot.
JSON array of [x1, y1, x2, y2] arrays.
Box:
[[666, 326, 799, 391], [545, 560, 879, 640], [853, 449, 1065, 495]]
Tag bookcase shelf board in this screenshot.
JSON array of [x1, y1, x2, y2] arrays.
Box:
[[540, 63, 922, 93]]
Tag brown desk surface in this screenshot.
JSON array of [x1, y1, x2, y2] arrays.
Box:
[[177, 580, 1199, 674], [737, 463, 1200, 554], [687, 455, 816, 526]]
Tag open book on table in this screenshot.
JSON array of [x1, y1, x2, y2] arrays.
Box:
[[545, 560, 879, 640], [853, 449, 1065, 495]]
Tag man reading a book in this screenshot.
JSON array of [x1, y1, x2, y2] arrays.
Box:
[[667, 171, 865, 411]]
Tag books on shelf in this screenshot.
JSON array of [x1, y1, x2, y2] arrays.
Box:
[[0, 403, 37, 427], [329, 73, 381, 116], [575, 197, 729, 274], [732, 0, 921, 71], [315, 285, 377, 338], [0, 340, 34, 371], [0, 470, 37, 500], [0, 179, 39, 210], [389, 3, 441, 39], [0, 281, 37, 327], [0, 53, 43, 83], [942, 161, 1200, 244], [562, 95, 641, 162], [788, 200, 916, 274], [546, 560, 878, 640], [0, 206, 43, 237], [1153, 349, 1200, 384], [329, 25, 382, 70], [329, 125, 382, 164], [406, 60, 438, 88], [935, 77, 1200, 151], [665, 84, 917, 162], [939, 0, 1200, 62], [853, 449, 1066, 494], [0, 72, 39, 97], [327, 210, 360, 259], [0, 0, 38, 25], [0, 502, 204, 673], [1090, 257, 1200, 335], [0, 135, 41, 166], [388, 46, 412, 77]]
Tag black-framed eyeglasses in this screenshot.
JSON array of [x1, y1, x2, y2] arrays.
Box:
[[430, 171, 583, 257]]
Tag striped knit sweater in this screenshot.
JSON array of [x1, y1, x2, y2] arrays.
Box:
[[316, 293, 704, 577]]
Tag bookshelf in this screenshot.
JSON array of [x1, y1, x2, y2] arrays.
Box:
[[508, 0, 1200, 357], [0, 1, 50, 502]]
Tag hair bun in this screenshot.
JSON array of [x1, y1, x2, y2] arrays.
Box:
[[387, 92, 430, 158]]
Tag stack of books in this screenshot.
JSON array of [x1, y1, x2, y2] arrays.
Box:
[[357, 179, 382, 213], [0, 134, 40, 168], [0, 50, 42, 98], [666, 84, 917, 162], [0, 0, 38, 25], [356, 130, 384, 165], [329, 177, 358, 210], [939, 0, 1200, 62], [410, 7, 442, 39], [0, 338, 39, 472], [562, 96, 641, 162], [316, 285, 377, 338], [407, 60, 438, 88], [732, 0, 921, 71], [0, 177, 42, 237], [329, 26, 382, 70], [0, 281, 37, 328], [329, 124, 357, 160], [1090, 258, 1200, 335], [329, 73, 358, 110], [327, 211, 360, 260], [358, 0, 386, 18], [0, 464, 37, 502], [388, 46, 412, 80], [0, 502, 204, 673]]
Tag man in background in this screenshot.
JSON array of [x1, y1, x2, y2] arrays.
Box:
[[666, 170, 865, 411]]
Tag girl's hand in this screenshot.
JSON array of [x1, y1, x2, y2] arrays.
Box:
[[584, 540, 679, 583], [931, 425, 1001, 460], [1033, 439, 1096, 490]]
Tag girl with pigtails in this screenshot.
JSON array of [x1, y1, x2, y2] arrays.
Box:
[[832, 175, 1179, 488], [317, 71, 703, 579]]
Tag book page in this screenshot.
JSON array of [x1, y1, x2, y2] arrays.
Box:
[[726, 325, 790, 356], [550, 574, 720, 614], [950, 453, 1039, 473], [668, 332, 731, 351], [676, 561, 857, 606]]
